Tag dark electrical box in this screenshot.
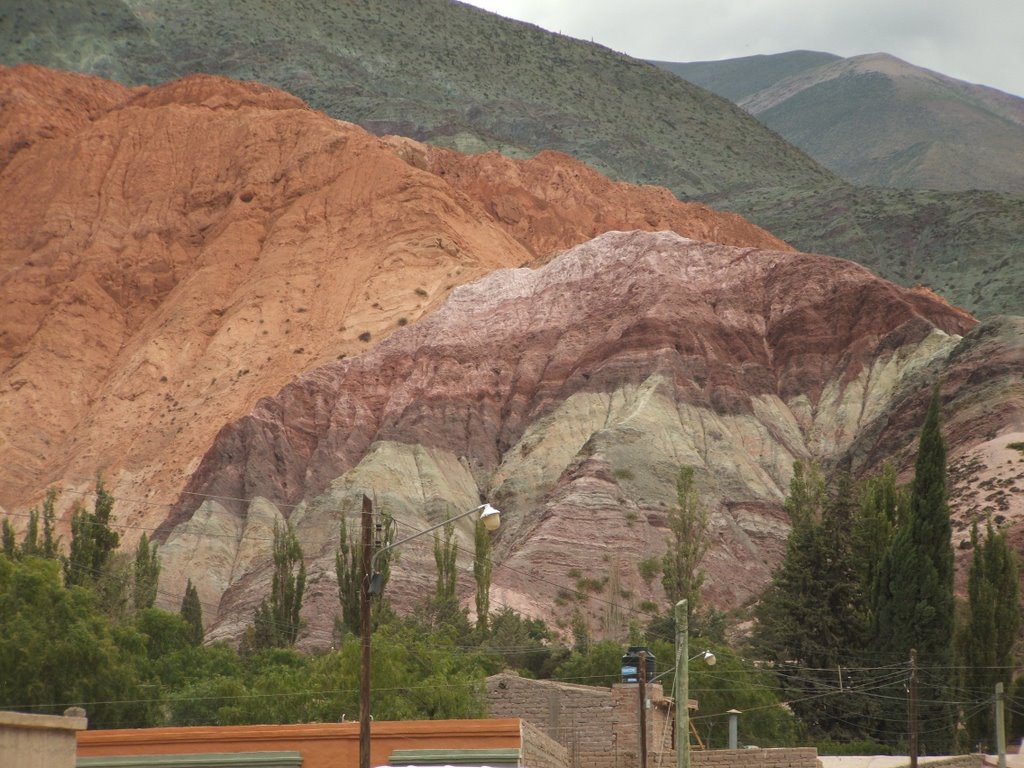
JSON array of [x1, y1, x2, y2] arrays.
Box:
[[621, 646, 656, 683]]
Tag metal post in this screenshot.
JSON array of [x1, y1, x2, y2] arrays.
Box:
[[996, 682, 1007, 768], [909, 649, 918, 768], [358, 495, 373, 768], [639, 650, 648, 768], [728, 710, 740, 749], [676, 599, 688, 768]]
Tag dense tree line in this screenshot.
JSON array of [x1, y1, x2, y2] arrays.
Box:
[[2, 388, 1017, 755], [752, 388, 1021, 754], [0, 480, 800, 745]]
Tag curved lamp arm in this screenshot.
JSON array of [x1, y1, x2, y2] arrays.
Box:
[[368, 503, 501, 595], [650, 649, 717, 683]]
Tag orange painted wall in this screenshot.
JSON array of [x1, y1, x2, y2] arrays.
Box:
[[78, 719, 523, 768]]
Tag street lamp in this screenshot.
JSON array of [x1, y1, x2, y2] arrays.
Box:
[[676, 599, 716, 768], [358, 498, 502, 768], [368, 503, 501, 595], [692, 649, 716, 666]]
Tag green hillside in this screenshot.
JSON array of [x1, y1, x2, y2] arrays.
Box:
[[2, 0, 1022, 315], [653, 50, 839, 101], [658, 51, 1024, 196], [711, 185, 1024, 317], [0, 0, 831, 197]]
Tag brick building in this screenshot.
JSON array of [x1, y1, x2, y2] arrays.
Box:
[[486, 672, 820, 768]]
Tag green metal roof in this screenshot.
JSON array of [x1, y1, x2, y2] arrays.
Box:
[[385, 747, 522, 766], [77, 752, 302, 768]]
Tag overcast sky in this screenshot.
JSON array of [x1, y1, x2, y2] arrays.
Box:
[[465, 0, 1024, 98]]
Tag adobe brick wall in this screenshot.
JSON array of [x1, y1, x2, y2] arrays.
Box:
[[486, 673, 821, 768], [487, 674, 675, 768], [519, 719, 571, 768], [691, 747, 820, 768], [488, 673, 618, 765]]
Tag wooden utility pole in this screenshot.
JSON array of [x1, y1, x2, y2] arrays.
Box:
[[358, 494, 373, 768], [909, 649, 918, 768], [676, 599, 689, 768], [996, 682, 1007, 768], [638, 651, 648, 768]]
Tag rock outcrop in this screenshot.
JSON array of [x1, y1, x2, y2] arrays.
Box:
[[156, 230, 977, 646], [0, 65, 783, 530]]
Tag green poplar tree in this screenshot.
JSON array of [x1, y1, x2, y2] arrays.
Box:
[[335, 504, 394, 639], [252, 521, 306, 649], [430, 515, 464, 630], [40, 487, 60, 559], [64, 474, 120, 587], [20, 510, 39, 556], [473, 517, 492, 634], [1, 520, 16, 556], [180, 578, 204, 646], [434, 516, 457, 604], [661, 466, 709, 617], [133, 533, 160, 610], [335, 512, 360, 638], [958, 521, 1020, 749], [871, 387, 955, 753]]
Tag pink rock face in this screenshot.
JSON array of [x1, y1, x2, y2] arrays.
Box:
[[160, 231, 978, 644]]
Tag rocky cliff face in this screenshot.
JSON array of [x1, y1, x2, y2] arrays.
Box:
[[0, 65, 781, 530], [155, 230, 978, 646], [3, 66, 1020, 648]]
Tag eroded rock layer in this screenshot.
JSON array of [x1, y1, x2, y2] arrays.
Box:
[[0, 65, 783, 528], [157, 230, 979, 645]]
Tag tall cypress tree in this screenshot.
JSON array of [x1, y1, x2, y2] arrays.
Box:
[[855, 464, 908, 606], [754, 467, 871, 740], [871, 387, 955, 753], [958, 521, 1020, 749]]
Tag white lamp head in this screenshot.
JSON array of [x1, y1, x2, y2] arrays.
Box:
[[702, 650, 716, 666], [479, 503, 502, 531]]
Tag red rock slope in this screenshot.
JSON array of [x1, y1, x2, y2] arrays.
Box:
[[0, 65, 785, 529]]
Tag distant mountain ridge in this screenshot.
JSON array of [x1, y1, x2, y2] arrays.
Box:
[[653, 50, 841, 102], [657, 51, 1024, 194]]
